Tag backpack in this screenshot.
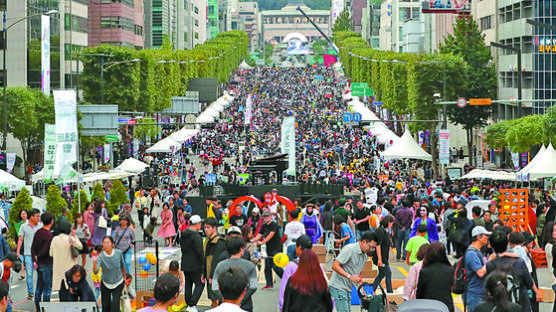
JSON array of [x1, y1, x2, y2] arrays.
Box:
[[490, 258, 521, 305], [452, 251, 467, 294]]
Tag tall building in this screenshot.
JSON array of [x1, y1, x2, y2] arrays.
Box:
[[239, 2, 262, 51], [89, 0, 144, 49], [64, 0, 89, 88], [3, 0, 29, 88], [351, 0, 366, 32], [379, 0, 421, 52], [143, 0, 170, 49], [262, 2, 330, 43], [208, 0, 218, 38], [360, 2, 380, 48], [192, 0, 207, 46], [532, 0, 556, 114]]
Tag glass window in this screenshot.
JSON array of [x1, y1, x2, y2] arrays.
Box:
[[101, 16, 135, 33], [64, 14, 88, 33]]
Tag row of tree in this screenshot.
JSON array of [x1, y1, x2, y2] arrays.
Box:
[[81, 31, 248, 113], [8, 180, 129, 240], [333, 15, 497, 172]]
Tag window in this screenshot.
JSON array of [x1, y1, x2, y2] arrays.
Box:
[[195, 32, 199, 39], [208, 5, 215, 15], [101, 16, 135, 33], [480, 15, 492, 30], [134, 24, 143, 35], [101, 0, 134, 8], [65, 14, 88, 33], [194, 6, 199, 14], [64, 43, 85, 60], [184, 32, 188, 42], [194, 19, 199, 26]]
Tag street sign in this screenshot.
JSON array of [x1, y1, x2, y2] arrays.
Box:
[[373, 101, 384, 106], [118, 117, 130, 123], [470, 98, 492, 105], [342, 113, 352, 122], [353, 112, 362, 122], [105, 135, 118, 142], [352, 83, 373, 97], [456, 97, 467, 108]]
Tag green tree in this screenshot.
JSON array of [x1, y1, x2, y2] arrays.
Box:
[[505, 115, 547, 153], [8, 187, 33, 239], [70, 189, 89, 221], [545, 106, 556, 143], [333, 10, 353, 33], [91, 183, 105, 202], [134, 118, 160, 143], [485, 119, 515, 149], [440, 15, 497, 166], [108, 179, 129, 213], [46, 185, 68, 220]]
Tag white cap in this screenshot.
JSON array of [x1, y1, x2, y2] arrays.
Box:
[[252, 207, 260, 214], [190, 215, 202, 225], [227, 226, 242, 235], [472, 226, 491, 237]]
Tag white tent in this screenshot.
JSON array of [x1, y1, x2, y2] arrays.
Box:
[[115, 158, 150, 174], [460, 169, 516, 181], [146, 137, 182, 153], [381, 130, 432, 161], [238, 61, 253, 70], [348, 99, 380, 122], [0, 169, 25, 191], [169, 128, 199, 143], [526, 143, 556, 180], [517, 145, 546, 180], [196, 92, 235, 125], [30, 196, 47, 210]]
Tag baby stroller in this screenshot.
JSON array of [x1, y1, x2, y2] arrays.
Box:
[[358, 282, 387, 312], [397, 299, 450, 312]]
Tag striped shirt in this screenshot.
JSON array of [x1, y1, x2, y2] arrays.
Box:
[[113, 226, 135, 252]]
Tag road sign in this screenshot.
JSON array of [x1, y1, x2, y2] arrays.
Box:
[[105, 135, 118, 142], [352, 112, 362, 122], [352, 83, 372, 97], [118, 117, 130, 123], [470, 98, 492, 105], [373, 101, 384, 106], [456, 98, 467, 108], [342, 113, 352, 122]]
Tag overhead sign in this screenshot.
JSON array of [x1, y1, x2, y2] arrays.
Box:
[[79, 104, 118, 136], [457, 97, 467, 108], [470, 98, 491, 105], [342, 113, 351, 122], [353, 112, 362, 122], [372, 101, 384, 106], [352, 82, 373, 97], [105, 135, 118, 142]]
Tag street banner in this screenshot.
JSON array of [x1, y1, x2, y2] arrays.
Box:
[[54, 90, 78, 178], [439, 129, 450, 165], [133, 140, 139, 158], [44, 124, 56, 180], [323, 54, 336, 67], [6, 153, 15, 173], [41, 15, 50, 95], [244, 94, 253, 125], [418, 131, 424, 145], [511, 152, 520, 170], [103, 144, 111, 164], [280, 116, 296, 177]]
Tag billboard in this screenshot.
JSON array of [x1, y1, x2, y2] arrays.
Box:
[[287, 39, 310, 55], [187, 78, 219, 102]]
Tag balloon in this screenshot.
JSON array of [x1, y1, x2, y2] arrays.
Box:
[[143, 263, 152, 271], [273, 253, 289, 268], [138, 256, 147, 264], [140, 270, 148, 278], [149, 255, 158, 264]]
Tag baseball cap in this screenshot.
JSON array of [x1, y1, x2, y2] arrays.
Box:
[[190, 215, 202, 225], [262, 211, 272, 217], [227, 226, 242, 235], [295, 235, 313, 250], [252, 207, 260, 214], [521, 231, 535, 245], [471, 226, 491, 237]]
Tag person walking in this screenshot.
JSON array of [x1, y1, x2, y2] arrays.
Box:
[[112, 215, 135, 275], [50, 220, 83, 294], [416, 242, 455, 312], [31, 212, 54, 310], [464, 226, 491, 312], [180, 215, 205, 312], [17, 208, 41, 299], [352, 200, 370, 241], [158, 203, 177, 247], [395, 200, 413, 262], [72, 213, 91, 267], [92, 236, 126, 312], [204, 217, 226, 308], [372, 215, 395, 293], [448, 207, 475, 258], [251, 211, 283, 289], [474, 271, 521, 312], [409, 205, 439, 243], [282, 250, 333, 312], [279, 235, 313, 311], [329, 231, 378, 312], [91, 200, 109, 248]]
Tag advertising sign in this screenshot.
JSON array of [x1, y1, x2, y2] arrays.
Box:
[[41, 15, 50, 95], [439, 129, 450, 165]]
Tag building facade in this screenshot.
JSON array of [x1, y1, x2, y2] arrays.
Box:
[[379, 0, 422, 52], [208, 0, 218, 39], [262, 3, 330, 43], [533, 0, 556, 114], [239, 2, 262, 51], [88, 0, 144, 49], [361, 0, 381, 48], [64, 0, 89, 88]]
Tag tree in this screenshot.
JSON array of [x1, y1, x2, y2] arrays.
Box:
[[485, 119, 515, 150], [70, 189, 89, 221], [108, 179, 129, 214], [91, 183, 105, 202], [134, 118, 160, 143], [333, 10, 353, 33], [8, 187, 33, 239], [440, 15, 497, 166], [505, 115, 547, 153], [46, 185, 68, 220]]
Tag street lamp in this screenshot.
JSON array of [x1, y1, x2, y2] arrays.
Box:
[[526, 19, 556, 31], [2, 9, 58, 152], [100, 58, 140, 104], [490, 41, 522, 118]]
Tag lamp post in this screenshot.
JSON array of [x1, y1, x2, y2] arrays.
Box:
[[2, 9, 57, 152], [526, 18, 556, 31], [491, 41, 522, 118], [100, 58, 140, 104]]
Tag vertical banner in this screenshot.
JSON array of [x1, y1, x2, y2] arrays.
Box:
[[6, 153, 15, 173], [41, 15, 51, 95], [439, 129, 450, 165], [280, 116, 296, 177], [44, 124, 57, 180], [103, 144, 111, 163], [511, 151, 520, 170], [244, 94, 253, 126], [54, 90, 78, 180]]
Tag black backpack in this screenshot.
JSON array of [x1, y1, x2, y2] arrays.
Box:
[[452, 251, 467, 294], [489, 258, 522, 305]]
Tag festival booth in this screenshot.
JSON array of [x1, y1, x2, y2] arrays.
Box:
[[460, 169, 517, 181], [115, 157, 150, 174], [168, 128, 198, 145], [196, 92, 235, 125], [381, 130, 432, 161], [519, 143, 556, 180], [0, 169, 25, 192], [238, 61, 253, 70], [145, 137, 182, 153], [347, 98, 380, 122]]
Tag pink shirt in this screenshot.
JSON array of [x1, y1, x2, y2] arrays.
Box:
[[403, 260, 424, 300]]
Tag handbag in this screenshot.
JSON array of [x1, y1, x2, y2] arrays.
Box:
[[69, 237, 80, 259], [121, 286, 132, 312], [98, 216, 107, 229]]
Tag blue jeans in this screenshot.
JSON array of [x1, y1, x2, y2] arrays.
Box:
[[355, 229, 368, 242], [286, 244, 297, 261], [396, 228, 410, 260], [372, 264, 393, 293], [35, 264, 53, 309], [465, 292, 483, 312], [23, 255, 34, 294], [123, 249, 132, 275], [330, 285, 350, 312]]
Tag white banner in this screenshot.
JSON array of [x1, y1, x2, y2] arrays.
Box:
[[439, 129, 450, 165], [133, 140, 139, 158], [6, 153, 15, 173], [244, 94, 253, 126], [511, 152, 520, 170], [41, 15, 50, 95], [44, 124, 57, 180], [54, 90, 78, 173], [280, 116, 296, 177], [103, 144, 111, 164]]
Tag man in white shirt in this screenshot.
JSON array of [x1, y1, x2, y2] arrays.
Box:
[[283, 210, 305, 260], [207, 266, 248, 312]]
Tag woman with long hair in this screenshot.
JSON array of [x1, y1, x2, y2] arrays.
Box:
[[447, 207, 474, 258], [73, 213, 91, 267], [91, 200, 109, 247], [50, 220, 83, 294], [474, 272, 521, 312], [282, 250, 332, 312], [372, 214, 395, 293], [543, 221, 556, 312], [158, 202, 176, 247], [416, 241, 454, 312], [403, 243, 429, 300]]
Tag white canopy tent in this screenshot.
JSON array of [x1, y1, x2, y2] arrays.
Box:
[[168, 128, 199, 143], [238, 61, 253, 70], [196, 92, 235, 125], [460, 169, 516, 181], [0, 169, 25, 191], [381, 130, 432, 161], [348, 99, 380, 122], [146, 137, 182, 153], [517, 145, 546, 180], [525, 143, 556, 180], [115, 158, 150, 174]]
